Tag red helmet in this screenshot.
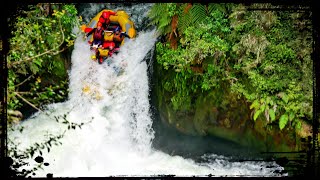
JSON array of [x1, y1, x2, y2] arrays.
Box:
[[97, 22, 102, 27], [102, 12, 108, 19]]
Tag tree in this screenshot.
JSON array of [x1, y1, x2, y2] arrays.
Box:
[[6, 3, 81, 125]]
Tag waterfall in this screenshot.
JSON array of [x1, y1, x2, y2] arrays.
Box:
[[8, 3, 286, 177]]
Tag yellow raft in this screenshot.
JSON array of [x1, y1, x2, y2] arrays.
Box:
[[81, 9, 136, 46]]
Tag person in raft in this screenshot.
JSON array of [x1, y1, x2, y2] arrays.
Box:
[[95, 40, 115, 64], [112, 26, 130, 51], [86, 22, 104, 49], [99, 11, 117, 30]]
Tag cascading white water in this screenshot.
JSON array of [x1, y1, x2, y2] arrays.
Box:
[[8, 3, 287, 177]]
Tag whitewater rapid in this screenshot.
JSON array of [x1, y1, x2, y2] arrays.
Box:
[[8, 3, 286, 177]]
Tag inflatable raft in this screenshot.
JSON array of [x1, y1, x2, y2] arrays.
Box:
[[81, 9, 136, 64], [81, 9, 136, 46]]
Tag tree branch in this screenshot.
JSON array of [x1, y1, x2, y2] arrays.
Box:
[[52, 46, 69, 55], [16, 91, 48, 95], [8, 50, 53, 68], [15, 75, 34, 87], [14, 92, 43, 112], [15, 92, 33, 94]]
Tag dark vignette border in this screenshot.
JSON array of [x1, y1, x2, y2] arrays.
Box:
[[0, 0, 11, 179], [0, 0, 318, 178]]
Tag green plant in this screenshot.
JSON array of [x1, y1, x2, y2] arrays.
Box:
[[6, 3, 81, 125]]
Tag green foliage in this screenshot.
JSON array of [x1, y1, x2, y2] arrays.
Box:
[[155, 4, 231, 110], [148, 3, 230, 40], [188, 4, 206, 26], [176, 4, 193, 33], [6, 3, 81, 124], [279, 113, 289, 130], [152, 3, 312, 132], [229, 4, 312, 131], [148, 3, 181, 35]]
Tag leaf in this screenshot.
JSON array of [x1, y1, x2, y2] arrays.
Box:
[[34, 59, 42, 66], [250, 99, 259, 110], [295, 120, 302, 130], [34, 156, 43, 163], [279, 113, 289, 130], [289, 111, 295, 121], [269, 109, 275, 122], [260, 104, 266, 112], [253, 109, 262, 121], [30, 64, 39, 74], [190, 4, 207, 24], [178, 9, 192, 32], [282, 94, 289, 104], [269, 99, 274, 106], [30, 151, 34, 157]]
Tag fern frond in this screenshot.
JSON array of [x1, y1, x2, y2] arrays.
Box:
[[148, 3, 173, 35], [207, 4, 227, 15], [178, 11, 192, 32], [207, 4, 216, 15], [163, 24, 172, 35], [148, 3, 166, 19], [158, 16, 171, 28], [190, 4, 207, 25], [158, 16, 171, 34]]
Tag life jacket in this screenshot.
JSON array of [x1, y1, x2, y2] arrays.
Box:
[[102, 41, 115, 50], [99, 11, 116, 28], [93, 28, 103, 40], [104, 32, 114, 41], [99, 17, 110, 25], [98, 48, 109, 57]]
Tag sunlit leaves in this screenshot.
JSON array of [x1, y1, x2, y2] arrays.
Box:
[[253, 109, 262, 121], [269, 109, 276, 122], [295, 120, 302, 130], [249, 99, 257, 108], [279, 113, 289, 130]]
